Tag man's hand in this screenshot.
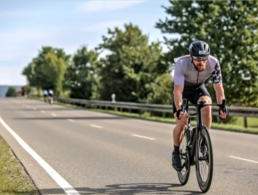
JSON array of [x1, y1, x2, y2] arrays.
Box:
[[219, 107, 229, 120], [219, 110, 227, 119], [174, 109, 188, 125]]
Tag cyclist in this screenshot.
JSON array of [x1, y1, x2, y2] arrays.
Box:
[[43, 89, 48, 102], [172, 40, 228, 171], [48, 89, 54, 104]]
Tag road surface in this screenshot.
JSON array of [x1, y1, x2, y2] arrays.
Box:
[[0, 98, 257, 195]]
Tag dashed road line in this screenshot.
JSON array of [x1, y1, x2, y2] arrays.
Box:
[[51, 113, 57, 117], [132, 134, 156, 140], [229, 156, 258, 164], [90, 124, 102, 129]]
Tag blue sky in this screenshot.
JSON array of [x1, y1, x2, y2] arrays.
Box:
[[0, 0, 171, 85]]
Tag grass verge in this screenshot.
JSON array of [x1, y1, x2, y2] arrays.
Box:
[[0, 135, 38, 195], [28, 96, 258, 135]]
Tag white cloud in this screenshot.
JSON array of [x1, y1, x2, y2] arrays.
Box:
[[85, 20, 127, 31], [0, 28, 61, 61], [77, 0, 146, 12], [0, 28, 53, 44], [0, 10, 39, 18], [0, 66, 27, 85]]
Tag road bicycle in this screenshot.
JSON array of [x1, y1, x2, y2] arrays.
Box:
[[177, 98, 227, 192]]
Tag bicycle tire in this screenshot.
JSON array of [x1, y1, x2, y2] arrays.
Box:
[[177, 129, 191, 185], [195, 126, 213, 192]]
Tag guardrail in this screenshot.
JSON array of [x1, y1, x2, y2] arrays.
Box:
[[48, 97, 258, 128]]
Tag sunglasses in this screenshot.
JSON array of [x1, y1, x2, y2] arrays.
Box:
[[192, 56, 209, 61]]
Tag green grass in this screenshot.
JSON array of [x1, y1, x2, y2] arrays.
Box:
[[232, 116, 258, 128], [0, 136, 39, 195], [28, 96, 258, 135]]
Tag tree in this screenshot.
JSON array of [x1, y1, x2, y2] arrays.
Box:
[[22, 46, 70, 96], [22, 62, 37, 87], [64, 46, 100, 99], [98, 23, 163, 102], [147, 73, 173, 104], [5, 87, 17, 97], [41, 52, 67, 97], [156, 0, 258, 107], [21, 85, 31, 96]]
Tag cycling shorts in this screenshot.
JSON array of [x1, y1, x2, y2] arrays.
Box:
[[172, 84, 211, 114]]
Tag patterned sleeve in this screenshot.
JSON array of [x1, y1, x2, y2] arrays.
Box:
[[212, 62, 222, 83]]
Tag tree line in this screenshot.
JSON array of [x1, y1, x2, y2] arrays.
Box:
[[22, 0, 258, 107]]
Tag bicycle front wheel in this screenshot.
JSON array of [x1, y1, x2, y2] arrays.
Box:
[[195, 126, 213, 192], [177, 129, 191, 185]]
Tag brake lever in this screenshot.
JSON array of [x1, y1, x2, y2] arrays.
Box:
[[221, 99, 226, 112], [181, 98, 187, 114]]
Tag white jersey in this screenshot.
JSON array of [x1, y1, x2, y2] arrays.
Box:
[[48, 90, 53, 95]]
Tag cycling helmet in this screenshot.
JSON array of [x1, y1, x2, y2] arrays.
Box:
[[189, 41, 210, 56]]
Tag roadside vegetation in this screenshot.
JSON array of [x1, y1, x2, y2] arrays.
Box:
[[29, 96, 258, 135], [0, 136, 38, 195]]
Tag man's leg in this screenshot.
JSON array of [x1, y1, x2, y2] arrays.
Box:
[[173, 116, 188, 146], [172, 111, 188, 171], [197, 96, 212, 130]]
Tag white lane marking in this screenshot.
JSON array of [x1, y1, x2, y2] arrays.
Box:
[[51, 113, 57, 117], [41, 110, 45, 113], [0, 117, 80, 195], [132, 134, 156, 140], [68, 119, 74, 122], [90, 124, 102, 129], [229, 156, 258, 164]]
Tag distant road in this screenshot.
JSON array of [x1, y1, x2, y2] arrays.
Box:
[[0, 98, 257, 195]]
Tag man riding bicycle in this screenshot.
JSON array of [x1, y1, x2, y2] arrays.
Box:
[[172, 40, 228, 171]]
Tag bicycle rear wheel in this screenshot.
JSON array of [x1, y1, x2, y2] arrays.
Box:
[[177, 129, 191, 185], [195, 126, 213, 192]]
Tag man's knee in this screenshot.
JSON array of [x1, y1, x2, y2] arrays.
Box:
[[175, 117, 188, 130], [202, 106, 212, 115], [198, 96, 212, 115]]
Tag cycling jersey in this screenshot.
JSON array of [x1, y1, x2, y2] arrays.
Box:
[[43, 90, 48, 95], [173, 55, 222, 90], [48, 90, 53, 95]]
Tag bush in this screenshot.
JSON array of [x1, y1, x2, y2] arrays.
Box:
[[5, 87, 17, 97]]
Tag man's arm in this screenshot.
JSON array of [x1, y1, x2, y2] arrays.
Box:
[[212, 61, 224, 104], [173, 57, 185, 110], [213, 83, 225, 104], [174, 85, 184, 110]]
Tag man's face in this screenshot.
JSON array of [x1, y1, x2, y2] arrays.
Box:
[[191, 56, 208, 72]]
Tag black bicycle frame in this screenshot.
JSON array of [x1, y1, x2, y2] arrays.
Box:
[[183, 99, 226, 165]]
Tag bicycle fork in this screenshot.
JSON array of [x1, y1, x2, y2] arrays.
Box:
[[188, 127, 197, 166]]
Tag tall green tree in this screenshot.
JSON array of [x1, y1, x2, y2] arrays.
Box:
[[22, 62, 37, 87], [98, 23, 163, 102], [64, 46, 99, 99], [22, 46, 70, 96], [156, 0, 258, 107], [33, 47, 55, 90], [41, 52, 67, 96], [33, 47, 70, 90]]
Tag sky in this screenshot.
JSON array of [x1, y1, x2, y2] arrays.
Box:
[[0, 0, 172, 85]]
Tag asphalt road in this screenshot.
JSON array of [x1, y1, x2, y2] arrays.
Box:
[[0, 98, 257, 195]]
